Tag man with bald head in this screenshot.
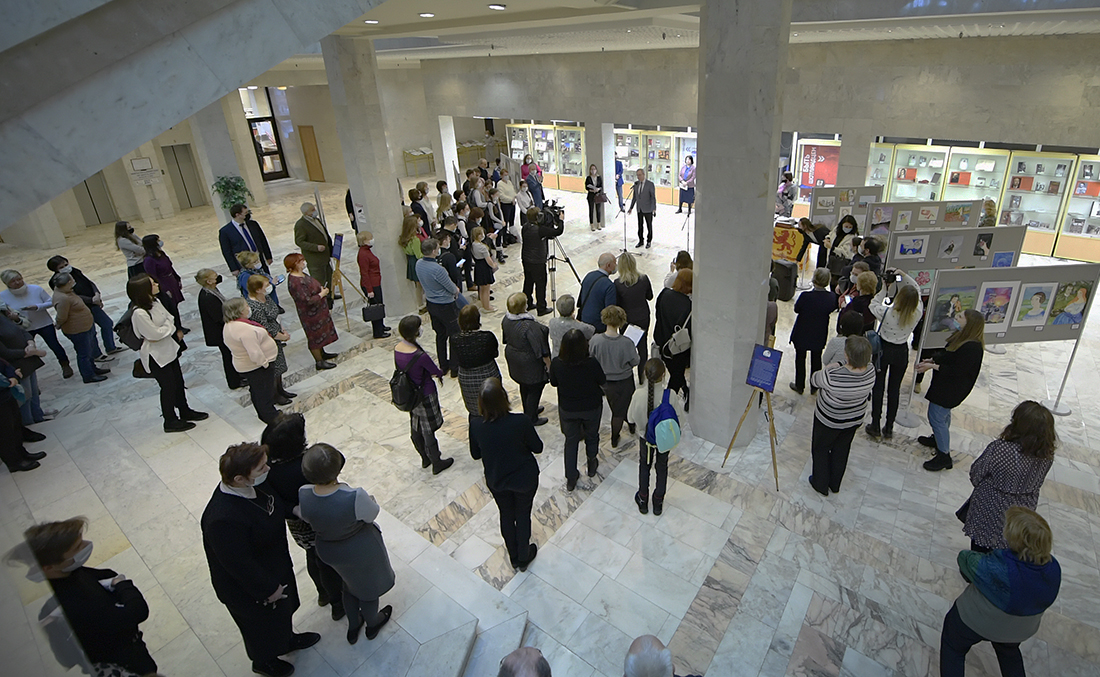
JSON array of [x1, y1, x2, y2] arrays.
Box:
[[624, 635, 701, 677], [578, 252, 618, 332], [498, 647, 551, 677], [293, 201, 334, 293]]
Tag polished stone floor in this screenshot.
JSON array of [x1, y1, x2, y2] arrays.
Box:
[[0, 179, 1098, 676]]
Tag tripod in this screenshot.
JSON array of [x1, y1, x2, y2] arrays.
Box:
[[547, 236, 581, 315]]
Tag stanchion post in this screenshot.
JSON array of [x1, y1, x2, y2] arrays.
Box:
[[1041, 336, 1080, 417]]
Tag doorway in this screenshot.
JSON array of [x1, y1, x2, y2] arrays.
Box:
[[299, 125, 325, 182], [162, 144, 206, 209], [73, 171, 117, 226]]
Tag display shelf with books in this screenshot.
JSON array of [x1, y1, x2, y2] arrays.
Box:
[[940, 147, 1010, 202], [643, 132, 676, 205], [614, 130, 642, 176], [1053, 154, 1100, 263], [506, 125, 531, 162], [555, 126, 586, 193], [887, 144, 949, 203], [530, 125, 559, 190], [866, 143, 896, 190], [1000, 150, 1077, 257]]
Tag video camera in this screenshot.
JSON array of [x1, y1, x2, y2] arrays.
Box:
[[538, 199, 565, 229]]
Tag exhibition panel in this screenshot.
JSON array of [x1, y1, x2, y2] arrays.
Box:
[[642, 131, 676, 205], [884, 225, 1028, 293], [506, 124, 531, 162], [865, 199, 985, 237], [530, 124, 559, 190], [1000, 150, 1078, 257], [807, 185, 883, 230]]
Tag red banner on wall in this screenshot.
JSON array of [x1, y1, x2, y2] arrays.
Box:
[[798, 144, 840, 201]]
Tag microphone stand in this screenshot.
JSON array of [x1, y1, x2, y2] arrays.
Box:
[[613, 182, 636, 254]]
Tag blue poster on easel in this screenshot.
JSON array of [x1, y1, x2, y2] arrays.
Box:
[[332, 233, 344, 261], [746, 344, 782, 392]]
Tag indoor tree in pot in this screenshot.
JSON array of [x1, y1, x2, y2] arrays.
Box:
[[211, 176, 254, 209]]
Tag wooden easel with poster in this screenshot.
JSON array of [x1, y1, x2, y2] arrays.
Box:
[[722, 341, 781, 491], [313, 189, 365, 330]]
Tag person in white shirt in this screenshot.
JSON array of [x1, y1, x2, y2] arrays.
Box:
[[496, 169, 518, 235], [126, 274, 208, 433], [0, 269, 72, 378], [627, 359, 684, 516], [866, 270, 923, 439]]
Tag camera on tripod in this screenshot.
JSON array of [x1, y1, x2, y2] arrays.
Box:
[[538, 200, 565, 229]]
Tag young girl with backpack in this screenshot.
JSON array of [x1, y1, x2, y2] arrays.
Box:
[[627, 359, 684, 516]]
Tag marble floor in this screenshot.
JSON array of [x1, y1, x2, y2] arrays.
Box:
[[0, 178, 1098, 677]]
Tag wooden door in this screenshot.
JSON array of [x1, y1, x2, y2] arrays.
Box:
[[299, 125, 325, 182]]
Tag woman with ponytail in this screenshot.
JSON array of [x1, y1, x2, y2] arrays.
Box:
[[626, 359, 684, 516]]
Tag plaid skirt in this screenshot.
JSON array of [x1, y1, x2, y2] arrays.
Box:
[[411, 390, 444, 432], [458, 361, 501, 414]]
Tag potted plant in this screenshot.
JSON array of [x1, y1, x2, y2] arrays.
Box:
[[211, 176, 254, 209]]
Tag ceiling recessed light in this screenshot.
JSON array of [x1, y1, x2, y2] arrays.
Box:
[[246, 85, 258, 90], [364, 19, 378, 24], [419, 12, 435, 18], [792, 32, 798, 36], [488, 3, 506, 10], [626, 29, 631, 33]]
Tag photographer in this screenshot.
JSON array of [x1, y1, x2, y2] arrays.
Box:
[[521, 206, 565, 316]]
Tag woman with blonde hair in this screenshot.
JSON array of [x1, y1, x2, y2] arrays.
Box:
[[917, 309, 985, 471], [866, 270, 923, 438], [436, 193, 454, 223], [940, 506, 1060, 676], [615, 251, 653, 381], [470, 226, 498, 311], [222, 297, 279, 422], [398, 214, 425, 311], [247, 274, 295, 405]]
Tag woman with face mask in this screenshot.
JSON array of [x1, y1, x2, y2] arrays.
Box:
[[496, 169, 518, 235], [357, 230, 392, 339], [223, 297, 280, 423], [585, 164, 605, 231], [140, 234, 184, 306], [825, 215, 860, 289], [196, 268, 243, 390], [21, 517, 157, 675], [394, 315, 454, 474], [246, 274, 295, 405], [114, 220, 145, 278], [201, 443, 320, 677], [285, 252, 339, 371]]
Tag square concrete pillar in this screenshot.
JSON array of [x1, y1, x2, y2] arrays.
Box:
[[2, 203, 66, 249], [191, 93, 268, 226], [322, 35, 416, 315], [837, 119, 874, 186], [432, 115, 462, 193], [584, 122, 616, 202]]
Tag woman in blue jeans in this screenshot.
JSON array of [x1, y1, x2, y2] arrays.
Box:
[[549, 329, 606, 492], [916, 309, 985, 472]]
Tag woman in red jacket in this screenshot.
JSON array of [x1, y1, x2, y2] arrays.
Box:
[[357, 231, 391, 339]]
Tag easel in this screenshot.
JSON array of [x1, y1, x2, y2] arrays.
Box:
[[330, 253, 365, 331], [722, 340, 781, 492]]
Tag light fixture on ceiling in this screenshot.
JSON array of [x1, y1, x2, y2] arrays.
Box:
[[792, 32, 798, 36], [276, 86, 287, 90], [364, 19, 379, 24], [247, 85, 258, 90], [488, 3, 506, 10], [419, 12, 435, 18]]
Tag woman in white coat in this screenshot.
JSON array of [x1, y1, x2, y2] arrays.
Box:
[[126, 274, 207, 433]]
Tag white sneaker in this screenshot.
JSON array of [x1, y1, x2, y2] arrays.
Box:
[[94, 354, 114, 363]]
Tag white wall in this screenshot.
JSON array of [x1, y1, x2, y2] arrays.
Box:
[[375, 68, 434, 173]]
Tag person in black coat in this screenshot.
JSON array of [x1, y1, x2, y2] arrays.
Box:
[[549, 329, 606, 491], [795, 218, 831, 270], [654, 269, 693, 408], [578, 253, 618, 332], [219, 204, 273, 275], [201, 443, 320, 677], [840, 237, 884, 278], [470, 378, 543, 570], [0, 358, 46, 472], [409, 188, 431, 236], [435, 229, 464, 291], [0, 303, 51, 427], [195, 268, 242, 389], [23, 516, 156, 675], [502, 293, 551, 425], [788, 267, 838, 395], [261, 413, 345, 620], [521, 207, 565, 315]]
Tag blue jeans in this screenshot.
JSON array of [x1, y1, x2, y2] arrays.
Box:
[[30, 325, 68, 364], [90, 305, 117, 352], [19, 372, 43, 425], [927, 402, 952, 455], [65, 329, 97, 382]]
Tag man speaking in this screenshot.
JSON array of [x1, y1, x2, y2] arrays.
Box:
[[521, 206, 564, 316]]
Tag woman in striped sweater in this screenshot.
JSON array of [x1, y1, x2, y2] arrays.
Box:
[[808, 335, 876, 496]]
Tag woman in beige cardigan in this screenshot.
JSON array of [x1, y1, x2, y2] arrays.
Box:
[[222, 297, 280, 424]]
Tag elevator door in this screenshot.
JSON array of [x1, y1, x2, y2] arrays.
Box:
[[162, 144, 206, 209], [73, 171, 117, 226]]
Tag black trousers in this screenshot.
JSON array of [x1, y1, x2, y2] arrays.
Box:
[[0, 398, 32, 470], [588, 196, 603, 224], [603, 376, 635, 437], [362, 285, 389, 337], [492, 488, 536, 566], [224, 579, 299, 664], [522, 261, 549, 311], [638, 442, 669, 501], [217, 343, 243, 389], [342, 583, 381, 629], [518, 382, 545, 421], [794, 348, 822, 391], [304, 547, 343, 612], [127, 262, 146, 279], [665, 351, 689, 395], [244, 365, 278, 423], [426, 300, 459, 372], [561, 407, 601, 482], [149, 358, 188, 424], [635, 328, 649, 382], [810, 419, 858, 494], [940, 603, 1025, 677], [410, 416, 442, 466], [871, 340, 909, 428], [636, 211, 654, 243], [502, 202, 516, 231]]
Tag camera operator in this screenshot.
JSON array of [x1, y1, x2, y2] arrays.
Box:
[[521, 205, 565, 316]]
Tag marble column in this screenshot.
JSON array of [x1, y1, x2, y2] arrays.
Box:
[[433, 115, 462, 192], [268, 88, 307, 181], [690, 0, 793, 447], [321, 35, 416, 315], [3, 203, 66, 249], [191, 94, 267, 227], [584, 122, 616, 210], [837, 119, 874, 187]]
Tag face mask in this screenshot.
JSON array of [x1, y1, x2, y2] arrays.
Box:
[[127, 226, 135, 234], [367, 239, 375, 247], [251, 470, 269, 486], [850, 274, 858, 284], [842, 226, 852, 233], [215, 275, 223, 284], [61, 541, 93, 572], [262, 286, 271, 296], [244, 212, 252, 220], [58, 265, 73, 274], [157, 239, 164, 247]]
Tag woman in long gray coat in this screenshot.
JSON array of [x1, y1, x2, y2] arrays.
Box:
[[299, 443, 394, 644]]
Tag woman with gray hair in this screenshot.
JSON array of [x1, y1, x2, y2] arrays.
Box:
[[222, 297, 280, 423], [0, 269, 72, 379]]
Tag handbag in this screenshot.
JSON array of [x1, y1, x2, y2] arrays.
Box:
[[955, 498, 970, 523], [132, 359, 154, 379], [826, 252, 850, 276], [662, 310, 693, 357], [362, 303, 386, 323], [596, 191, 609, 204]]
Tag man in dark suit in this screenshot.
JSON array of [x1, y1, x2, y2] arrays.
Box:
[[578, 252, 618, 333], [627, 168, 657, 248], [520, 207, 564, 316], [294, 202, 334, 292], [220, 204, 273, 275]]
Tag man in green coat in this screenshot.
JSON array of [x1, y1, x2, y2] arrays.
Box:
[[293, 202, 334, 292]]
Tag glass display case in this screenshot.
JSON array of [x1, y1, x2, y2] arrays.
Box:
[[530, 125, 559, 190], [1052, 155, 1100, 262], [556, 126, 586, 192], [506, 125, 530, 162], [887, 144, 949, 203], [1001, 150, 1077, 256], [865, 143, 895, 190], [940, 147, 1009, 203], [643, 132, 676, 204], [615, 131, 642, 175]]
